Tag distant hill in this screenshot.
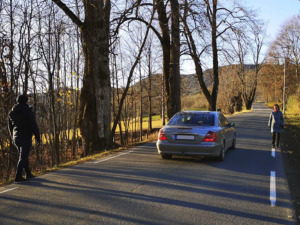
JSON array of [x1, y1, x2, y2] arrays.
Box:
[[180, 74, 201, 96], [120, 64, 255, 114], [180, 64, 256, 96], [136, 73, 203, 96], [129, 69, 215, 97]]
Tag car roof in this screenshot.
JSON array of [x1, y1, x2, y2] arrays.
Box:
[[177, 111, 219, 115]]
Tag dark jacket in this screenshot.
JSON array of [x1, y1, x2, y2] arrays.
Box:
[[8, 103, 40, 143]]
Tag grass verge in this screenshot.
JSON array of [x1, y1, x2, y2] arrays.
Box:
[[281, 114, 300, 223]]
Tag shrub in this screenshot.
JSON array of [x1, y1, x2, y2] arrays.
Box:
[[286, 95, 300, 115], [181, 93, 208, 110]]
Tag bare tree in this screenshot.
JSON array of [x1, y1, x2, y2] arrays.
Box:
[[266, 15, 300, 107], [111, 8, 155, 140], [37, 2, 64, 166], [182, 0, 251, 111], [114, 0, 181, 120], [279, 15, 300, 98], [146, 44, 153, 132], [52, 0, 112, 155], [223, 16, 266, 110], [244, 20, 266, 109], [155, 0, 181, 119]]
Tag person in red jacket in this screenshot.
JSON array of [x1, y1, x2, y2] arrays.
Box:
[[8, 95, 40, 183]]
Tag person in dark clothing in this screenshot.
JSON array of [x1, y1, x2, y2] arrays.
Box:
[[268, 104, 284, 148], [8, 95, 41, 183]]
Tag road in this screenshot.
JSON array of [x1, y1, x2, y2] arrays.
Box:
[[0, 102, 296, 224]]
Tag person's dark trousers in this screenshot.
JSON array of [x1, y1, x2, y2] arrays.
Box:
[[272, 132, 280, 147], [15, 139, 32, 179]]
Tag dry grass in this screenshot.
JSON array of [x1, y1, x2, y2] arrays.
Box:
[[114, 118, 163, 133], [281, 114, 300, 223]]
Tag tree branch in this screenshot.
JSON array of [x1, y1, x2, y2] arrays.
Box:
[[114, 17, 163, 44], [111, 7, 155, 138], [51, 0, 83, 28]]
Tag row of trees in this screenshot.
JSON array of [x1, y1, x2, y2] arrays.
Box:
[[0, 0, 298, 180], [0, 0, 262, 153], [258, 15, 299, 108], [0, 0, 84, 178]]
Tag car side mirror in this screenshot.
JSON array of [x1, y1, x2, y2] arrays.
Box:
[[229, 122, 235, 127], [226, 122, 235, 127]]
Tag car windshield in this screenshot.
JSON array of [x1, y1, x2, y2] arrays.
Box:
[[168, 113, 215, 126]]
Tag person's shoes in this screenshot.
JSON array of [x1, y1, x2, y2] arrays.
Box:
[[14, 177, 27, 183], [272, 144, 275, 148], [26, 174, 36, 180]]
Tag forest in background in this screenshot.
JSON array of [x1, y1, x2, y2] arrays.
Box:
[[0, 0, 299, 183]]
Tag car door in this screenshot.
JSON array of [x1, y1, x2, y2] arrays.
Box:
[[219, 114, 234, 150]]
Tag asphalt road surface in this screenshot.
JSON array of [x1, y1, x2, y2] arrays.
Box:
[[0, 102, 296, 224]]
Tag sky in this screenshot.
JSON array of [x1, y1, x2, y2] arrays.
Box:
[[181, 0, 300, 74], [243, 0, 300, 42]]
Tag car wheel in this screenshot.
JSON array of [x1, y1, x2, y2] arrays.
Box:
[[231, 134, 236, 150], [218, 143, 225, 161], [161, 154, 172, 159]]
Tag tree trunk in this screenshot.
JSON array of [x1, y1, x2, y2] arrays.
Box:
[[156, 0, 181, 120], [168, 0, 181, 118], [182, 0, 215, 111], [79, 2, 111, 155], [242, 94, 253, 110], [52, 0, 112, 155], [161, 74, 166, 125], [139, 62, 143, 142], [210, 0, 219, 111], [147, 49, 152, 132]]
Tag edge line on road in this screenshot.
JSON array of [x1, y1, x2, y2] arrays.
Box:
[[93, 150, 135, 164], [0, 187, 18, 194]]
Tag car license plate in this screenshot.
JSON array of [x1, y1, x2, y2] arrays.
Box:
[[176, 135, 195, 140]]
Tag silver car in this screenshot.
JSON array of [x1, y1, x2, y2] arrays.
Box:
[[156, 111, 236, 161]]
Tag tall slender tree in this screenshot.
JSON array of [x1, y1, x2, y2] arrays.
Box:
[[155, 0, 181, 119]]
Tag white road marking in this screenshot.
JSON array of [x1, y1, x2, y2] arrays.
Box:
[[270, 171, 276, 206], [93, 150, 135, 164], [0, 187, 18, 194], [271, 148, 275, 158]]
